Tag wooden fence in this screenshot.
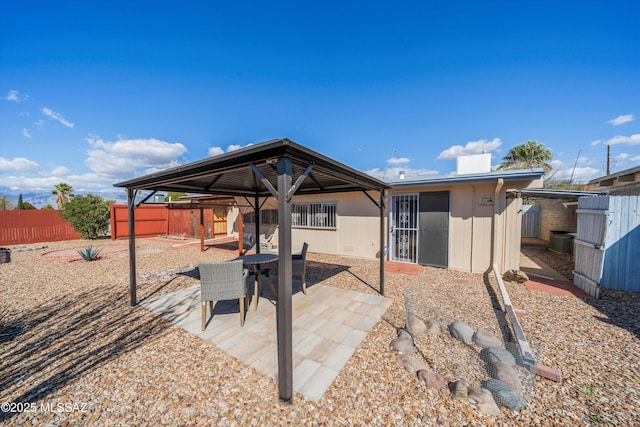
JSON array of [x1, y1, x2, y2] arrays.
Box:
[[0, 210, 81, 246], [574, 195, 640, 297]]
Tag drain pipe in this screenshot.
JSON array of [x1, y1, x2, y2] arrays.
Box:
[[491, 178, 536, 366], [492, 179, 504, 268]]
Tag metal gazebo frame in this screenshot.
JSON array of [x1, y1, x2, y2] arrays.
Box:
[[114, 138, 390, 402]]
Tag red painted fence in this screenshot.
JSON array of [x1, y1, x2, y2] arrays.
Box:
[[0, 210, 81, 245], [110, 204, 169, 239]]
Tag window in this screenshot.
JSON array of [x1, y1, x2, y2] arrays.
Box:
[[243, 209, 278, 225], [292, 202, 336, 229], [244, 203, 337, 229]]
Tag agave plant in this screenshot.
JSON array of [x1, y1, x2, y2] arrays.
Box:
[[78, 245, 102, 261]]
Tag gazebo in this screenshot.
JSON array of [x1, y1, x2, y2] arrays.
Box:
[[114, 138, 390, 402]]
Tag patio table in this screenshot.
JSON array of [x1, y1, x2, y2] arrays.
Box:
[[237, 253, 278, 309]]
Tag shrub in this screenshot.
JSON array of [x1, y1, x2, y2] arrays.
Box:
[[58, 194, 114, 239], [78, 245, 102, 261]]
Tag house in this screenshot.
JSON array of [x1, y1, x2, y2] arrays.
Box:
[[588, 165, 640, 195], [240, 153, 545, 274]]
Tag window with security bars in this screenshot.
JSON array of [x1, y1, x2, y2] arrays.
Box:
[[243, 210, 278, 225], [292, 202, 336, 229]]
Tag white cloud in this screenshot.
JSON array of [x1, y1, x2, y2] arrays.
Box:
[[613, 153, 630, 162], [209, 143, 253, 156], [0, 157, 40, 173], [4, 90, 27, 102], [590, 140, 601, 146], [604, 134, 640, 146], [437, 138, 502, 160], [387, 157, 410, 166], [607, 114, 634, 126], [50, 166, 71, 176], [85, 136, 188, 178], [631, 155, 640, 162], [41, 107, 74, 128], [547, 166, 602, 183], [208, 147, 224, 156], [22, 128, 32, 138]]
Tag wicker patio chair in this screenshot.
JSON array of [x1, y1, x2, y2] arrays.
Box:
[[199, 260, 250, 329], [292, 242, 309, 294]]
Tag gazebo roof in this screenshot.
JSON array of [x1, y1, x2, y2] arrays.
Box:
[[114, 138, 389, 196]]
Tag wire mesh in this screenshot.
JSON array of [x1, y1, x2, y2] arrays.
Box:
[[404, 283, 539, 410]]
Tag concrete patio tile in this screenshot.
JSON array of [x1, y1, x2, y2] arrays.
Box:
[[226, 334, 275, 364], [294, 332, 325, 357], [292, 358, 322, 390], [341, 311, 366, 328], [299, 365, 340, 402], [142, 282, 391, 402], [342, 328, 368, 348], [323, 343, 356, 371], [306, 337, 339, 363], [355, 315, 379, 332]]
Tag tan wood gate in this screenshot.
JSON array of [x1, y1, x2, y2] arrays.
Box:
[[212, 207, 227, 239]]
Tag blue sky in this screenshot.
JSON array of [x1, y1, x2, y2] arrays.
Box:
[[1, 1, 639, 206]]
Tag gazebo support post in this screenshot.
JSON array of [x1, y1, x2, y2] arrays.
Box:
[[379, 188, 385, 295], [127, 188, 137, 306], [277, 156, 294, 403]]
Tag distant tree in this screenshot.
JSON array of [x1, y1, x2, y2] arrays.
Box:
[[58, 194, 114, 239], [52, 182, 74, 209], [0, 196, 13, 210], [165, 192, 187, 202], [16, 194, 24, 210], [498, 140, 553, 172], [42, 204, 55, 210]]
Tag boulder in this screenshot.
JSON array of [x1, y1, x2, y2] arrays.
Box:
[[400, 355, 429, 373], [390, 337, 416, 356], [407, 315, 427, 337], [448, 321, 474, 345], [502, 270, 529, 283], [489, 362, 523, 393], [468, 387, 501, 416], [448, 379, 468, 400], [473, 328, 502, 349], [425, 319, 448, 336], [481, 379, 527, 411], [480, 346, 516, 367], [397, 328, 414, 344], [418, 369, 446, 389]]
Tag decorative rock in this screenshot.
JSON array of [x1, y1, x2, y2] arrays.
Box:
[[447, 379, 468, 400], [418, 369, 446, 389], [448, 321, 474, 345], [425, 319, 447, 336], [502, 270, 529, 283], [400, 355, 429, 373], [473, 328, 502, 349], [490, 362, 523, 393], [480, 346, 516, 367], [407, 315, 427, 337], [397, 328, 414, 344], [468, 387, 501, 416], [481, 379, 527, 411], [390, 337, 416, 355]]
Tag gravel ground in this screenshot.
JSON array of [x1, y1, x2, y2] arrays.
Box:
[[1, 237, 639, 426]]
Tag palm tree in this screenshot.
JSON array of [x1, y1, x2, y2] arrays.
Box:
[[498, 140, 553, 172], [52, 182, 73, 209]]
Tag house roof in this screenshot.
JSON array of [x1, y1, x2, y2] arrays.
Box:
[[114, 138, 390, 196], [588, 165, 640, 185], [388, 168, 545, 188], [507, 188, 609, 200]]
